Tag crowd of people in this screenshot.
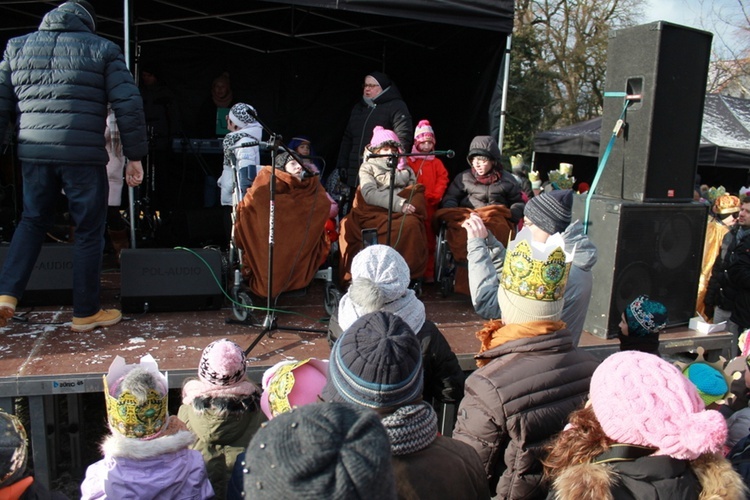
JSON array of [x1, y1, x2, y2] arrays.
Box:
[[7, 233, 747, 499]]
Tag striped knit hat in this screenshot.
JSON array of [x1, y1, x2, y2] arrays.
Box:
[[322, 311, 423, 409], [524, 189, 573, 235], [413, 119, 435, 145]]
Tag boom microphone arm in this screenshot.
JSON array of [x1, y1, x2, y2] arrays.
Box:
[[367, 149, 455, 159]]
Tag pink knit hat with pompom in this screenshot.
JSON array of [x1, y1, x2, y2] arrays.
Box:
[[198, 339, 247, 386], [369, 126, 401, 150], [590, 350, 727, 460], [182, 339, 260, 405], [413, 119, 435, 146]]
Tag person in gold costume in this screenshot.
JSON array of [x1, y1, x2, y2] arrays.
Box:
[[697, 193, 740, 320]]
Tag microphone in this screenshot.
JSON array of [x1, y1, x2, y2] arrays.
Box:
[[229, 139, 277, 151]]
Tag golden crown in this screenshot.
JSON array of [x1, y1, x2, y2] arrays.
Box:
[[548, 170, 575, 190], [500, 227, 573, 301], [706, 185, 727, 204], [714, 194, 740, 215], [104, 355, 168, 439]]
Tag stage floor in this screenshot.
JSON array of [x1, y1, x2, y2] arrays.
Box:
[[0, 269, 487, 398]]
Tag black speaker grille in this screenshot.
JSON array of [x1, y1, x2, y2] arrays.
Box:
[[609, 204, 706, 333]]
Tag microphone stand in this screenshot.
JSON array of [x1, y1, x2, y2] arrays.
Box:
[[367, 149, 454, 247], [226, 127, 326, 356]]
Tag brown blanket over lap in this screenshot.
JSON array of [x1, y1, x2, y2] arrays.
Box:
[[433, 205, 515, 262], [339, 184, 428, 283], [432, 205, 515, 294], [234, 166, 331, 297]]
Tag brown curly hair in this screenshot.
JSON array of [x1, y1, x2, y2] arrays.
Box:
[[542, 404, 614, 482]]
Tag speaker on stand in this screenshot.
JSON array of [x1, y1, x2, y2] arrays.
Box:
[[595, 22, 712, 202], [580, 21, 713, 338]]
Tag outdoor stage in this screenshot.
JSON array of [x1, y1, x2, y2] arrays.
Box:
[[0, 267, 735, 489]]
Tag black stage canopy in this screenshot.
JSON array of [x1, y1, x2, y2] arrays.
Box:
[[1, 1, 515, 184]]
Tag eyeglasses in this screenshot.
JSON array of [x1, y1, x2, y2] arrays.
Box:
[[362, 83, 380, 89]]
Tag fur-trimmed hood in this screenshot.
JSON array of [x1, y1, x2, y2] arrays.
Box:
[[550, 453, 747, 500], [101, 416, 196, 460]]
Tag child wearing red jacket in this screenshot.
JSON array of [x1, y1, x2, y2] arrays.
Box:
[[407, 119, 449, 282]]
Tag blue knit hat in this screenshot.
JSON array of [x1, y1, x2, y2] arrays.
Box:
[[322, 311, 423, 409], [682, 363, 729, 407], [625, 295, 668, 337]]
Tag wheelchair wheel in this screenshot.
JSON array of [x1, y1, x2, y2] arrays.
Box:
[[434, 223, 455, 298], [232, 289, 253, 322], [434, 223, 449, 282], [324, 282, 342, 317]]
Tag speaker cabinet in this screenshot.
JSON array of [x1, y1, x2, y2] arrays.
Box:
[[573, 196, 707, 338], [120, 248, 224, 313], [596, 22, 712, 202], [0, 243, 73, 306]]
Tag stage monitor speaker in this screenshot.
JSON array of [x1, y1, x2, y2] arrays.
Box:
[[596, 22, 712, 202], [0, 243, 74, 306], [120, 248, 224, 313], [573, 195, 707, 338]]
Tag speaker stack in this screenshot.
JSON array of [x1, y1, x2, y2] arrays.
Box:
[[577, 21, 712, 338]]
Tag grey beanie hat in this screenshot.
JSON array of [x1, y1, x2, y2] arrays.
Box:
[[274, 151, 292, 170], [322, 311, 423, 409], [244, 402, 397, 499], [524, 189, 573, 235]]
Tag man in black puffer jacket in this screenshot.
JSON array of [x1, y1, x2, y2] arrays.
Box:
[[0, 0, 148, 332], [336, 71, 412, 191]]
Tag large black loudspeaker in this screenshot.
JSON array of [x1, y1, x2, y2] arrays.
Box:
[[596, 22, 712, 202], [120, 248, 224, 313], [0, 244, 74, 306], [573, 196, 707, 338]]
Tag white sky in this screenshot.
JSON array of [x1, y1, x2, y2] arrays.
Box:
[[642, 0, 746, 56]]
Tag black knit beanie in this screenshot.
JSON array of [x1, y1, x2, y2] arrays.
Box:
[[322, 311, 423, 409], [367, 71, 392, 89], [524, 189, 573, 235]]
